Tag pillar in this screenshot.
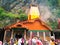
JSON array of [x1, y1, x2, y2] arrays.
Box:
[[3, 31, 7, 43], [11, 30, 13, 39], [24, 30, 26, 45], [49, 32, 51, 40], [24, 30, 26, 40], [43, 32, 46, 40], [49, 32, 51, 38], [53, 33, 55, 40], [37, 32, 39, 37], [30, 31, 32, 39], [30, 31, 32, 45]]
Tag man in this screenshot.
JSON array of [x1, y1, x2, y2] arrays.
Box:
[[32, 37, 36, 45], [18, 35, 24, 45]]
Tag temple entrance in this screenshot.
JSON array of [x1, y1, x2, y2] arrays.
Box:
[[53, 29, 60, 39], [13, 29, 25, 39], [54, 32, 60, 39], [3, 28, 27, 44], [54, 30, 60, 42], [12, 28, 27, 39]]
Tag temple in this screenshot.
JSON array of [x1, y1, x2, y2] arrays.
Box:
[[3, 5, 52, 43]]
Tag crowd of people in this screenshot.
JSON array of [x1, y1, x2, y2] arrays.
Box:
[[2, 34, 60, 45]]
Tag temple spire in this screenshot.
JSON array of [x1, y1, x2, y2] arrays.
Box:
[[28, 5, 40, 20]]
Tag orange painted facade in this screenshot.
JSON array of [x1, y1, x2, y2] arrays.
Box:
[[5, 19, 52, 31], [23, 20, 51, 30]]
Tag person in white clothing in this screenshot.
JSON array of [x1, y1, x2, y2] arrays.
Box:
[[32, 37, 36, 45], [18, 38, 22, 45], [18, 34, 24, 45]]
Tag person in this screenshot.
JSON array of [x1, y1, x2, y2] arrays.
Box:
[[32, 37, 36, 45], [3, 40, 8, 45], [58, 42, 60, 45], [26, 38, 29, 45], [36, 37, 43, 45], [18, 35, 24, 45], [10, 38, 14, 45], [0, 41, 2, 45], [44, 40, 50, 45], [55, 40, 58, 45], [14, 39, 18, 45], [28, 38, 32, 45], [49, 38, 55, 45]]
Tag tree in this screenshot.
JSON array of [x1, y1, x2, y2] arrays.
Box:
[[0, 7, 28, 27], [18, 9, 28, 21], [51, 9, 60, 18], [57, 0, 60, 7], [47, 18, 58, 29], [19, 13, 28, 21]]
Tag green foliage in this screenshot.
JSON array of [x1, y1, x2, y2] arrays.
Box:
[[47, 20, 58, 29], [19, 13, 28, 21], [0, 7, 7, 20], [18, 9, 24, 14], [46, 0, 60, 29], [46, 0, 58, 8], [0, 7, 5, 13], [52, 9, 60, 18], [50, 9, 60, 29], [47, 9, 59, 29], [0, 7, 28, 27], [58, 0, 60, 6], [50, 21, 58, 29], [18, 9, 28, 21], [7, 12, 19, 18], [0, 7, 28, 21]]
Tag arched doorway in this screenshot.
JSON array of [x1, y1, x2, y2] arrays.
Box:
[[3, 27, 28, 44], [11, 28, 28, 40]]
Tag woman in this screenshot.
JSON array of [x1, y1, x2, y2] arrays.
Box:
[[36, 37, 43, 45]]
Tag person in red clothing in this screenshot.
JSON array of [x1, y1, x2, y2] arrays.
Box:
[[36, 37, 43, 45]]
